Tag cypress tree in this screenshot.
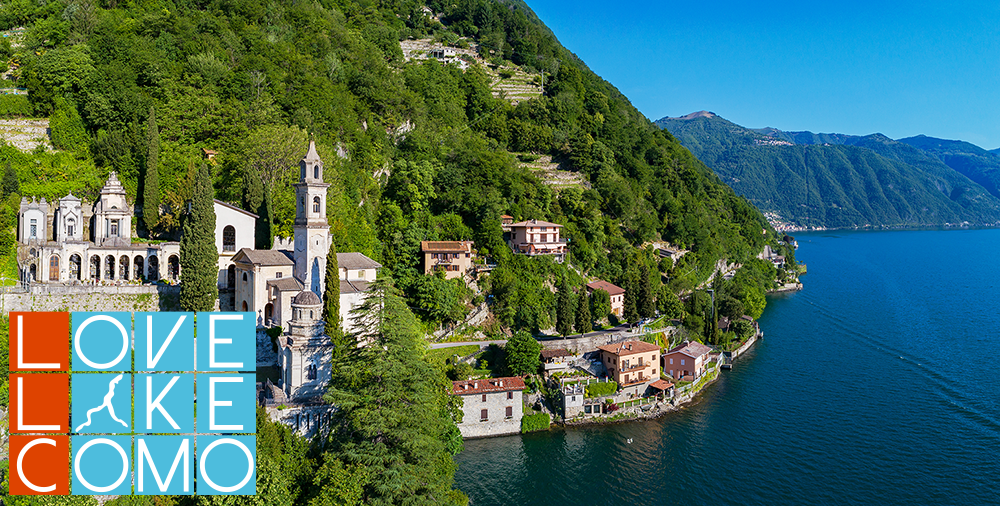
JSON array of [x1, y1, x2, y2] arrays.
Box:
[[575, 289, 592, 334], [556, 277, 574, 336], [257, 189, 273, 249], [623, 268, 639, 324], [323, 241, 343, 353], [143, 107, 160, 231], [179, 163, 218, 312], [2, 162, 18, 196], [638, 262, 655, 318]]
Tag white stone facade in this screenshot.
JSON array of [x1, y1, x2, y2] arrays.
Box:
[[452, 377, 525, 438]]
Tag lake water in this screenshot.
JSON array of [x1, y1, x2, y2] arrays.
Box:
[[454, 229, 1000, 505]]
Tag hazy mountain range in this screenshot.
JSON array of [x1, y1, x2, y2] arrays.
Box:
[[656, 112, 1000, 229]]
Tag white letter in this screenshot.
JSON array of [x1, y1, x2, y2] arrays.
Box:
[[209, 314, 243, 369], [17, 438, 57, 492], [147, 314, 186, 369], [199, 438, 253, 493], [74, 315, 129, 370], [17, 377, 59, 431], [16, 314, 61, 369], [74, 438, 129, 493], [209, 376, 244, 431], [137, 438, 190, 493], [146, 376, 181, 430]]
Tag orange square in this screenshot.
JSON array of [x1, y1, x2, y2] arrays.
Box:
[[10, 373, 69, 433], [9, 312, 69, 372], [8, 435, 70, 495]]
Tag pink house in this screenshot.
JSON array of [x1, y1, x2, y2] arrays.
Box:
[[508, 219, 567, 257], [586, 280, 625, 317], [662, 340, 712, 381]]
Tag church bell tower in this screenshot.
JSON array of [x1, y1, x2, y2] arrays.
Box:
[[293, 140, 331, 295]]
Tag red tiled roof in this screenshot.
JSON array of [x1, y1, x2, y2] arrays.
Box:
[[650, 379, 674, 391], [540, 349, 571, 360], [421, 240, 474, 252], [597, 340, 660, 356], [665, 341, 712, 359], [451, 377, 525, 396], [509, 219, 563, 228], [586, 280, 625, 296]]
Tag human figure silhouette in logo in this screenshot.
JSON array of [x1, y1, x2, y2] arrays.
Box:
[[75, 373, 129, 432]]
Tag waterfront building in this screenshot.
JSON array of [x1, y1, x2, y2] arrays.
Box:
[[451, 377, 525, 438], [662, 340, 712, 381], [586, 280, 625, 318], [597, 340, 661, 397]]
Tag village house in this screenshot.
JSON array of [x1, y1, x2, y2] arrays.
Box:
[[500, 214, 514, 231], [662, 340, 713, 381], [451, 377, 525, 438], [586, 280, 625, 318], [540, 348, 572, 371], [420, 240, 475, 279], [597, 340, 661, 397], [507, 219, 567, 258]]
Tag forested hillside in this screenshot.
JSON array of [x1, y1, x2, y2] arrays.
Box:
[[898, 135, 1000, 200], [657, 113, 1000, 229], [0, 0, 789, 503]]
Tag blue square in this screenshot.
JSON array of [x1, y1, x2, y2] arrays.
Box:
[[135, 436, 195, 495], [72, 373, 132, 434], [135, 312, 194, 371], [135, 373, 194, 433], [196, 312, 255, 372], [71, 312, 133, 371], [71, 435, 133, 495], [196, 374, 255, 433], [197, 436, 256, 495]]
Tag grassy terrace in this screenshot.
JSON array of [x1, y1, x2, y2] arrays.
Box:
[[425, 345, 481, 367]]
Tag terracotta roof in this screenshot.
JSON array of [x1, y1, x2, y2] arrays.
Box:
[[540, 349, 572, 360], [586, 280, 625, 296], [214, 199, 258, 219], [665, 341, 713, 359], [420, 241, 474, 252], [451, 377, 526, 395], [266, 277, 304, 291], [338, 252, 382, 270], [509, 219, 563, 228], [597, 340, 660, 356], [235, 248, 294, 266], [501, 214, 513, 219], [340, 279, 371, 294], [649, 379, 674, 391]]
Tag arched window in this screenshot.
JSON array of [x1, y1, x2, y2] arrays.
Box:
[[90, 255, 100, 280], [314, 166, 319, 180], [223, 226, 236, 252], [307, 363, 317, 381], [67, 217, 75, 238], [69, 254, 81, 280], [242, 272, 248, 282], [49, 255, 59, 281], [105, 255, 115, 280], [227, 265, 236, 288], [119, 255, 129, 280], [167, 255, 179, 280], [312, 197, 321, 213], [241, 301, 248, 311], [134, 256, 144, 280], [148, 256, 159, 280]]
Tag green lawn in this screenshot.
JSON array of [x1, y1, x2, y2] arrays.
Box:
[[425, 345, 481, 367]]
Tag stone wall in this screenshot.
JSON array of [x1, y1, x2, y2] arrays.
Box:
[[455, 389, 523, 438], [0, 285, 181, 313]]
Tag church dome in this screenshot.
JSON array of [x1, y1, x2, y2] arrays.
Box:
[[292, 290, 322, 306]]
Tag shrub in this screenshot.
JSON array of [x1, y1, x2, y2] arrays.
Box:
[[521, 412, 550, 433], [605, 402, 619, 413], [585, 381, 617, 398]]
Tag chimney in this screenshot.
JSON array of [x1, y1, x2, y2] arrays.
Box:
[[473, 382, 478, 389], [499, 380, 504, 387]]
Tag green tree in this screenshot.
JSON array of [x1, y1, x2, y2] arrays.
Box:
[[2, 163, 18, 196], [323, 241, 343, 354], [324, 277, 466, 506], [623, 268, 639, 323], [718, 295, 745, 321], [740, 287, 766, 320], [575, 289, 592, 334], [503, 330, 541, 376], [49, 98, 87, 152], [732, 319, 756, 340], [179, 163, 218, 312], [555, 277, 574, 336], [657, 286, 684, 319], [638, 262, 655, 319], [591, 288, 611, 323], [142, 106, 160, 231]]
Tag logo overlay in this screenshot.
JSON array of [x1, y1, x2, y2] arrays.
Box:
[[8, 311, 257, 496]]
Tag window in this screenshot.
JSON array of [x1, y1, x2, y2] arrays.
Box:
[[681, 359, 686, 365], [243, 272, 248, 282], [49, 255, 59, 281], [669, 358, 673, 364], [29, 219, 36, 238], [67, 218, 75, 237], [507, 391, 513, 400], [223, 226, 236, 252], [306, 364, 317, 380], [314, 166, 319, 179], [110, 220, 119, 237], [276, 272, 283, 278], [313, 197, 321, 213], [480, 409, 488, 422], [505, 406, 513, 419], [481, 394, 487, 402]]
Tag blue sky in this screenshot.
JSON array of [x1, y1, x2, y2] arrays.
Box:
[[527, 0, 1000, 149]]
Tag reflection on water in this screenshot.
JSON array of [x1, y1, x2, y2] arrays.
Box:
[[456, 229, 1000, 506]]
